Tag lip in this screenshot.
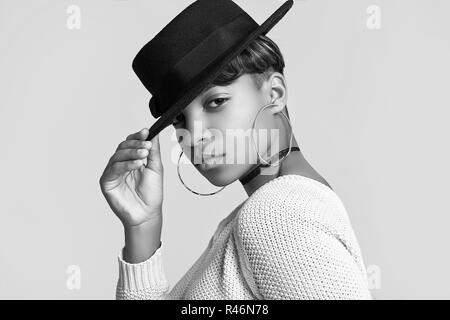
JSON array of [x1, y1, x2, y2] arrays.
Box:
[[201, 153, 225, 160], [198, 153, 225, 167]]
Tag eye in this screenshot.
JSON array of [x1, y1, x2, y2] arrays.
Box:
[[206, 97, 229, 109], [172, 113, 184, 126]]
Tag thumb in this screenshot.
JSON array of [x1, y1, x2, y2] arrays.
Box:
[[145, 133, 163, 173]]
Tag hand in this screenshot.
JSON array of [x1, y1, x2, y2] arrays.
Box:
[[99, 128, 164, 229]]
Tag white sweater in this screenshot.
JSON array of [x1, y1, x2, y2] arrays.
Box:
[[116, 174, 373, 300]]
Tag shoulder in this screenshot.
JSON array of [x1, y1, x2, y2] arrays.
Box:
[[232, 175, 371, 299], [235, 174, 362, 261], [235, 175, 342, 269], [236, 175, 347, 238]]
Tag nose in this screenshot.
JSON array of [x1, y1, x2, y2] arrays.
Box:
[[176, 109, 211, 155], [178, 127, 211, 163]]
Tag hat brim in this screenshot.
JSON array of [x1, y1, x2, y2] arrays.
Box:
[[145, 0, 294, 142]]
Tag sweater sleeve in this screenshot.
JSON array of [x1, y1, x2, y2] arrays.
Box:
[[116, 241, 171, 300], [236, 198, 373, 300]]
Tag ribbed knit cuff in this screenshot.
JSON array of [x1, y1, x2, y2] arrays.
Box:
[[117, 242, 169, 291]]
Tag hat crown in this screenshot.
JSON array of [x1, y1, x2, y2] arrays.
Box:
[[132, 0, 259, 117]]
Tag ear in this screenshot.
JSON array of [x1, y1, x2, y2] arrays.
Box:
[[267, 72, 288, 115]]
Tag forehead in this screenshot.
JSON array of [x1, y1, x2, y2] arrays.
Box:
[[202, 82, 220, 93], [199, 81, 229, 97], [199, 74, 254, 96]]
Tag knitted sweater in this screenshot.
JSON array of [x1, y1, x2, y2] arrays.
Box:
[[116, 174, 373, 300]]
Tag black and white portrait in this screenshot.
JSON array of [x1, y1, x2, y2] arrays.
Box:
[[1, 0, 449, 305]]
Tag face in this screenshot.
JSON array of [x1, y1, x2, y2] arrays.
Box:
[[173, 73, 286, 186]]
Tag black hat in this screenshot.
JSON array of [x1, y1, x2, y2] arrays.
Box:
[[132, 0, 294, 141]]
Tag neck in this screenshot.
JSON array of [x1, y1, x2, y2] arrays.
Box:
[[241, 143, 308, 197]]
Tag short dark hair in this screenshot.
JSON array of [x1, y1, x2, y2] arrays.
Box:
[[211, 35, 289, 119]]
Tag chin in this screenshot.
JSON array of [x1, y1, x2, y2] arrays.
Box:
[[196, 163, 249, 187], [196, 164, 230, 186]]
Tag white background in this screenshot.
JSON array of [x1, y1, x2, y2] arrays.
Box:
[[1, 0, 449, 299]]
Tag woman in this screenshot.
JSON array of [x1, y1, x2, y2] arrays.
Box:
[[99, 0, 372, 300]]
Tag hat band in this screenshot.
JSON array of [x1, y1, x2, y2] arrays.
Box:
[[154, 13, 258, 117]]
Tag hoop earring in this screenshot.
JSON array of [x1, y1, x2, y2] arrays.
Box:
[[177, 150, 226, 196], [250, 102, 294, 167]]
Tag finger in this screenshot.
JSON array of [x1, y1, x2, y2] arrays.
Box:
[[145, 133, 163, 173], [116, 139, 152, 151], [108, 148, 149, 166], [126, 128, 149, 141], [107, 159, 146, 180]]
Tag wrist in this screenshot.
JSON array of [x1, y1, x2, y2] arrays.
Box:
[[124, 216, 162, 233], [123, 218, 162, 264]]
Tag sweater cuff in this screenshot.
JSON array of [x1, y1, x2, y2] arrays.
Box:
[[117, 241, 169, 291]]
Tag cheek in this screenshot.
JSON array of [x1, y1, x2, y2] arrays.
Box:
[[219, 96, 261, 130], [213, 98, 262, 156]]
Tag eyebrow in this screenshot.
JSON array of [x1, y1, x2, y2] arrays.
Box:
[[201, 83, 218, 95], [173, 83, 227, 120], [173, 84, 217, 120]]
